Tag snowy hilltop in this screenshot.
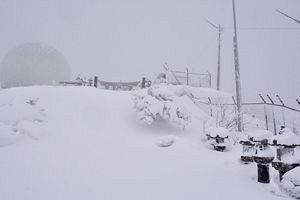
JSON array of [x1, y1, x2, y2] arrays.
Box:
[[0, 85, 299, 200]]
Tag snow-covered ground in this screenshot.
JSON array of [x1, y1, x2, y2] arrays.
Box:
[[0, 86, 296, 200]]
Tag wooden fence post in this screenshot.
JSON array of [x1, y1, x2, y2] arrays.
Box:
[[208, 97, 213, 117], [94, 76, 98, 88], [141, 77, 146, 88], [207, 71, 212, 88], [186, 68, 189, 85]]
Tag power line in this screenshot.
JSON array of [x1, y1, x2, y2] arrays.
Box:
[[276, 9, 300, 25]]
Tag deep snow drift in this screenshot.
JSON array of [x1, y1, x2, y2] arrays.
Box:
[[0, 86, 296, 200]]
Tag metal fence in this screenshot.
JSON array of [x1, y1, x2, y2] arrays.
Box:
[[170, 69, 212, 88], [163, 64, 212, 88]]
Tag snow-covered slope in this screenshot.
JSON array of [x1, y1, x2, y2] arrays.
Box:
[[0, 86, 293, 200]]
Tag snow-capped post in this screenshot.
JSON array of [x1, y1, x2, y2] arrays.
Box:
[[94, 76, 98, 88], [240, 130, 273, 164], [240, 138, 255, 163], [253, 139, 274, 183], [206, 127, 230, 152], [271, 127, 300, 181], [244, 130, 274, 183]]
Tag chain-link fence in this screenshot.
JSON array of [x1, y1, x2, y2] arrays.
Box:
[[164, 67, 212, 88]]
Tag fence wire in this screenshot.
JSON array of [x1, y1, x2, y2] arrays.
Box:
[[167, 70, 212, 88], [193, 96, 300, 135]]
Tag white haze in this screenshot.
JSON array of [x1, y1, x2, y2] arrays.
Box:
[[0, 0, 299, 105]]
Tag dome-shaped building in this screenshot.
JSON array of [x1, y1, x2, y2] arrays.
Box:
[[0, 43, 71, 88]]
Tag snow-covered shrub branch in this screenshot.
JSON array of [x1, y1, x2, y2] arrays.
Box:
[[214, 98, 238, 131], [133, 83, 190, 128]]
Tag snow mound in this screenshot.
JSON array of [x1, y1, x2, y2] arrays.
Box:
[[0, 91, 46, 145], [0, 86, 293, 200], [246, 130, 273, 141], [208, 127, 230, 138], [280, 167, 300, 199], [156, 135, 177, 147], [16, 120, 45, 139], [271, 128, 300, 145], [0, 122, 22, 147]]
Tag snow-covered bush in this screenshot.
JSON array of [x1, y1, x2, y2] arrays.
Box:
[[153, 73, 167, 84], [133, 83, 190, 128], [214, 98, 238, 131]]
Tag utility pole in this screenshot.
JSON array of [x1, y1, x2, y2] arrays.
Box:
[[205, 19, 223, 90], [232, 0, 243, 132]]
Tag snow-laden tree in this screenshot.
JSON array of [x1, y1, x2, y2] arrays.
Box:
[[133, 83, 190, 128]]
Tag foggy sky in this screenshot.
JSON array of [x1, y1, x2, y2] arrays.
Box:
[[0, 0, 299, 105]]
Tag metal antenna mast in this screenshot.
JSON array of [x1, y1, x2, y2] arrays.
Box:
[[205, 19, 223, 91], [276, 10, 300, 25], [232, 0, 243, 132]]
